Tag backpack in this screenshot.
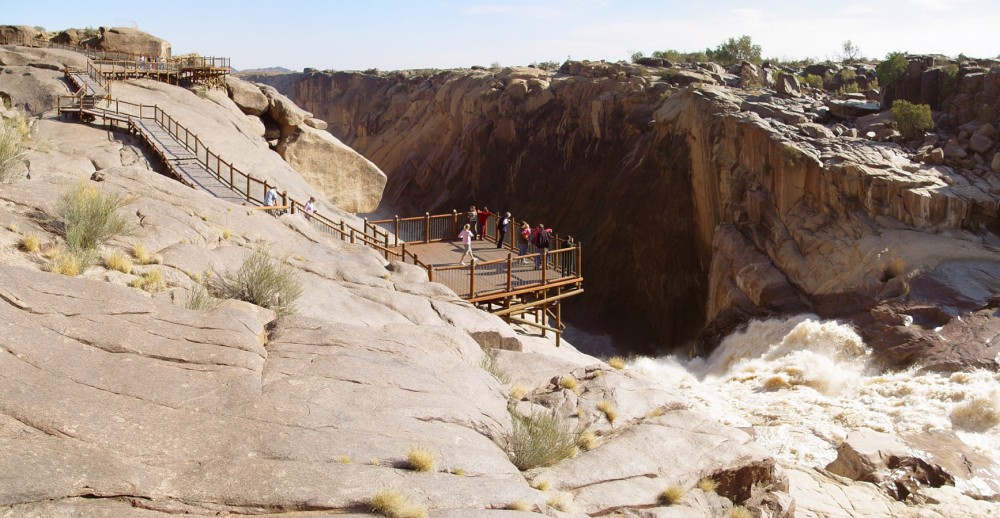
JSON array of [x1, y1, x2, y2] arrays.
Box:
[[536, 229, 549, 247]]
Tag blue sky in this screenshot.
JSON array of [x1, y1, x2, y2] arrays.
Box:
[[5, 1, 996, 71]]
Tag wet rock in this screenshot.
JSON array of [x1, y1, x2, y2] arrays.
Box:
[[826, 430, 953, 501]]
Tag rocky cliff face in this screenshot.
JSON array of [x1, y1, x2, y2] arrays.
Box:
[[254, 62, 1000, 368]]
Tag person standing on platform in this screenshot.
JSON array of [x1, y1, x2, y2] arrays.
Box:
[[467, 206, 478, 239], [533, 223, 550, 269], [476, 206, 492, 241], [517, 222, 531, 262], [496, 211, 511, 249]]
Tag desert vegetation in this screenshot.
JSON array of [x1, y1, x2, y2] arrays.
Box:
[[55, 184, 136, 253], [405, 446, 436, 472], [369, 490, 427, 518], [0, 109, 31, 183], [892, 100, 934, 141], [508, 409, 580, 470], [210, 246, 302, 316], [659, 485, 685, 505]]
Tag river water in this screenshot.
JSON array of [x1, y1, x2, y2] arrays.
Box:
[[626, 315, 1000, 499]]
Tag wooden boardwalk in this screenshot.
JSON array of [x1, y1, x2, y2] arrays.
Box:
[[399, 239, 580, 302]]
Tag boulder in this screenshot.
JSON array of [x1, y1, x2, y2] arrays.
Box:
[[776, 74, 801, 98], [799, 123, 835, 139], [926, 147, 946, 165], [666, 69, 717, 86], [276, 124, 387, 213], [827, 99, 881, 119], [992, 152, 1000, 173], [970, 132, 994, 154], [225, 76, 269, 116], [305, 117, 328, 130], [0, 25, 43, 45], [826, 430, 952, 501], [260, 84, 311, 127], [855, 111, 894, 135], [943, 139, 968, 158], [91, 27, 170, 58]]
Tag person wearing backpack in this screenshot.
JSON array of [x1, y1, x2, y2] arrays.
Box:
[[533, 223, 550, 269]]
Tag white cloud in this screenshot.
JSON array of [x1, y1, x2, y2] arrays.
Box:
[[908, 0, 967, 10]]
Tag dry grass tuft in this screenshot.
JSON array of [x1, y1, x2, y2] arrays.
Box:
[[405, 446, 436, 472], [18, 234, 40, 253], [221, 228, 231, 240], [103, 250, 133, 273], [184, 283, 220, 310], [608, 356, 626, 369], [369, 490, 427, 518], [0, 108, 31, 183], [131, 242, 152, 265], [546, 492, 576, 512], [49, 250, 83, 276], [128, 268, 167, 293], [509, 384, 529, 401], [338, 455, 351, 464], [450, 467, 465, 476], [558, 376, 579, 394], [505, 499, 531, 511], [6, 222, 18, 233], [579, 430, 598, 451], [480, 351, 511, 384], [730, 506, 752, 518], [659, 485, 685, 505], [597, 400, 618, 424], [532, 479, 551, 491], [697, 477, 719, 493]]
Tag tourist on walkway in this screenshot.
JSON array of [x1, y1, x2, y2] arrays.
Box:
[[476, 206, 492, 240], [534, 223, 550, 268], [264, 186, 280, 207], [303, 196, 317, 219], [496, 211, 511, 249], [467, 205, 478, 239], [458, 223, 476, 265], [517, 222, 531, 262]]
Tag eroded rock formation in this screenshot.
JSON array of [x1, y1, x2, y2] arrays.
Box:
[[254, 60, 1000, 370]]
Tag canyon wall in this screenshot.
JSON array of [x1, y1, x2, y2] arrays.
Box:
[[253, 63, 1000, 367]]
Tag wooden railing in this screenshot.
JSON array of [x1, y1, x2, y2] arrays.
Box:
[[370, 212, 582, 302], [0, 35, 230, 74]]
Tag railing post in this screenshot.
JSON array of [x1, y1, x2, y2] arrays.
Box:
[[364, 217, 369, 237], [245, 175, 251, 201], [394, 215, 400, 247], [281, 190, 288, 210], [469, 261, 475, 298], [229, 163, 234, 187], [262, 180, 269, 204], [426, 263, 433, 282], [401, 243, 407, 262], [350, 229, 356, 244], [424, 212, 430, 244], [541, 251, 548, 285], [577, 242, 582, 278], [452, 210, 458, 238], [506, 254, 513, 292], [340, 219, 346, 241]]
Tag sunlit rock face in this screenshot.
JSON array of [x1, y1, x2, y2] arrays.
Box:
[[255, 61, 1000, 368]]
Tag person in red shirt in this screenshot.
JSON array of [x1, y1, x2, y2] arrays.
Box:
[[476, 207, 492, 241]]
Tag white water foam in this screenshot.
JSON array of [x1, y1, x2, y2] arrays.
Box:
[[629, 315, 1000, 470]]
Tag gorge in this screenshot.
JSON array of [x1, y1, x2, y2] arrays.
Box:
[[253, 59, 1000, 371], [1, 23, 1000, 517]]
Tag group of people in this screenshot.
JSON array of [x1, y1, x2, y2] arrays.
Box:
[[458, 205, 556, 268], [136, 55, 167, 71], [265, 185, 317, 219]]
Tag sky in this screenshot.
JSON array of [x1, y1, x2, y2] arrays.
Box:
[[4, 0, 997, 71]]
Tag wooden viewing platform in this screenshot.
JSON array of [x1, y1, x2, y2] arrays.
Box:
[[370, 213, 584, 344]]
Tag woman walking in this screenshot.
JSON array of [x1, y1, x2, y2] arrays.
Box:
[[458, 223, 476, 265], [517, 222, 531, 262]]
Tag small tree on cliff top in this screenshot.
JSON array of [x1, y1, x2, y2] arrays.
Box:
[[709, 35, 762, 65], [876, 52, 908, 90]]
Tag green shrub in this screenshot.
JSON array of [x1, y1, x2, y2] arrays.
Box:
[[837, 83, 861, 95], [800, 74, 823, 89], [709, 35, 762, 65], [891, 100, 934, 140], [55, 184, 137, 252], [508, 409, 580, 470], [940, 63, 959, 98], [876, 52, 909, 90], [0, 110, 31, 183], [210, 247, 303, 316]]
